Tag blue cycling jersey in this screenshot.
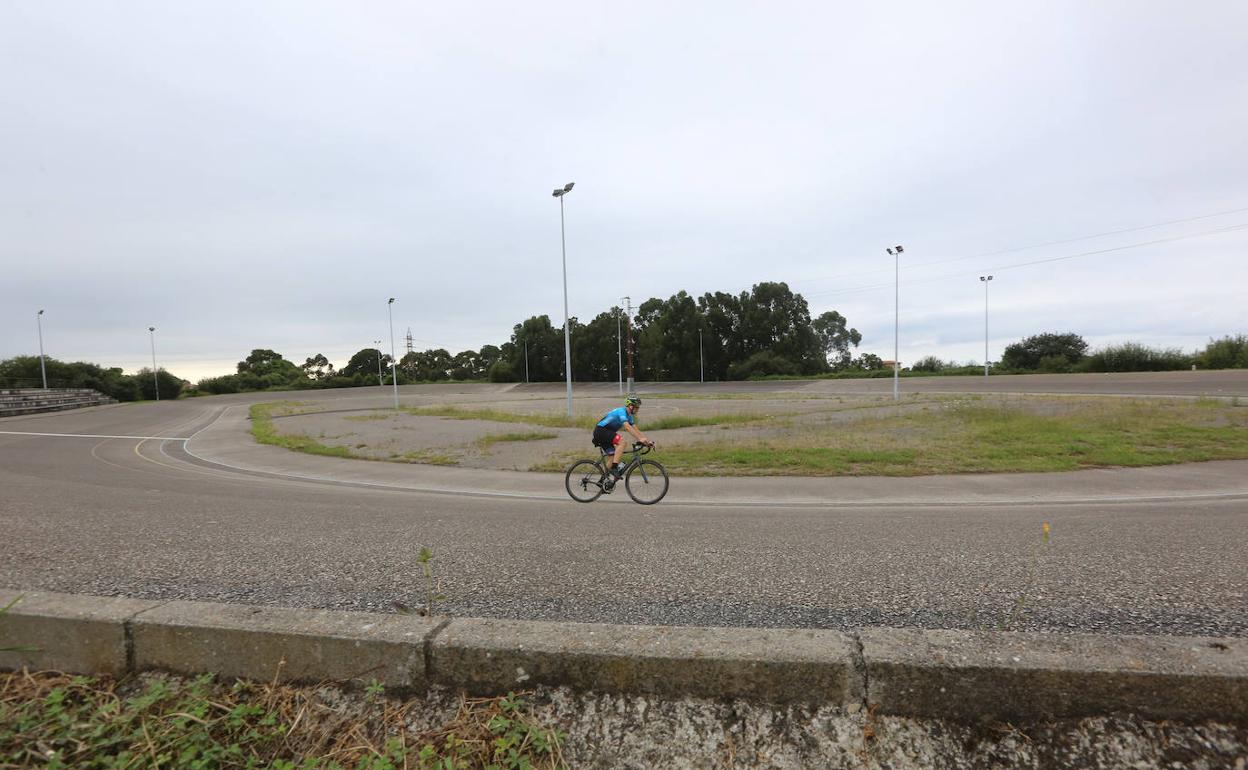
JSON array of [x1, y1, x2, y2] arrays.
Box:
[[596, 407, 635, 431]]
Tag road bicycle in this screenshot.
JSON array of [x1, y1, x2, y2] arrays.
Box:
[[564, 442, 669, 505]]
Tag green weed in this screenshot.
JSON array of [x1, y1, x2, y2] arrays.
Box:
[[0, 671, 567, 769]]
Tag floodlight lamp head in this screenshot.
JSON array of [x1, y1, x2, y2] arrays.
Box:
[[388, 297, 395, 304], [563, 182, 575, 192], [149, 326, 155, 332], [886, 248, 895, 256], [895, 245, 904, 253], [38, 309, 44, 315]]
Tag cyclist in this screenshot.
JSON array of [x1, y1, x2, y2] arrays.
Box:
[[593, 395, 654, 489]]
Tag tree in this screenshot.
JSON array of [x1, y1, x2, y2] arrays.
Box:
[[507, 316, 563, 381], [136, 368, 184, 400], [813, 311, 862, 370], [236, 349, 302, 385], [999, 333, 1088, 371], [341, 348, 391, 381], [300, 354, 334, 380]]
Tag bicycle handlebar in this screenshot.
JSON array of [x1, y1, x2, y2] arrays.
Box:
[[631, 441, 656, 454]]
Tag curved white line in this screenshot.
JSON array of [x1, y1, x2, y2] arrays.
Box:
[[0, 430, 190, 441]]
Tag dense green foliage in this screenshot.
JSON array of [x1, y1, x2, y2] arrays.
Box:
[[0, 355, 178, 401]]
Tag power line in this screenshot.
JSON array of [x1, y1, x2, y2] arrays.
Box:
[[797, 204, 1248, 287], [802, 222, 1248, 301]]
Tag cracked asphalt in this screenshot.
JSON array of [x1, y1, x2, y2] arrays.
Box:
[[2, 373, 1246, 637]]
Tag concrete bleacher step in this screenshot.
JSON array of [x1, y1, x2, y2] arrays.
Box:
[[0, 388, 119, 417]]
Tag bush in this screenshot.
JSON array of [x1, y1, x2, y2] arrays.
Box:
[[1037, 355, 1074, 374], [910, 355, 948, 373], [1079, 343, 1192, 373], [196, 375, 243, 394], [487, 361, 517, 383], [1000, 332, 1088, 370], [729, 351, 799, 379], [1199, 335, 1248, 369], [136, 368, 185, 400]]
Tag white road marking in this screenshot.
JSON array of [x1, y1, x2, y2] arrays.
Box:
[[0, 430, 189, 441]]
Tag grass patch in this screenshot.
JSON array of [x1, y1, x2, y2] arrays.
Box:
[[0, 670, 566, 769], [249, 403, 355, 459], [653, 398, 1248, 476], [476, 431, 559, 449], [343, 411, 394, 422], [403, 405, 592, 429], [643, 413, 774, 430], [391, 449, 459, 466]]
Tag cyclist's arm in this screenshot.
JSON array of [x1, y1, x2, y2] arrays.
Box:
[[623, 422, 652, 446]]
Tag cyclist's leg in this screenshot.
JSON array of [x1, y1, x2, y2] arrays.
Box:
[[610, 433, 625, 473]]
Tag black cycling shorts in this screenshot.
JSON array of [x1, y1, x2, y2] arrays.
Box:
[[592, 425, 621, 451]]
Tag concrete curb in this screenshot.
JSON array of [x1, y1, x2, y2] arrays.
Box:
[[2, 589, 1245, 723]]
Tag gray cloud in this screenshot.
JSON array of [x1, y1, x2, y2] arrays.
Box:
[[3, 1, 1246, 381]]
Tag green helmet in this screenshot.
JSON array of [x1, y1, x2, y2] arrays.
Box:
[[625, 395, 642, 408]]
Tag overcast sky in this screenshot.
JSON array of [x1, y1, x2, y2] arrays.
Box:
[[3, 1, 1246, 381]]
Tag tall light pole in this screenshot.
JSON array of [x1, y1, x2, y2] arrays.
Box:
[[980, 275, 993, 377], [699, 328, 704, 384], [387, 298, 398, 408], [148, 326, 159, 401], [886, 245, 904, 400], [552, 182, 575, 418], [524, 339, 529, 384], [374, 340, 384, 387], [618, 296, 628, 395], [36, 310, 47, 389]]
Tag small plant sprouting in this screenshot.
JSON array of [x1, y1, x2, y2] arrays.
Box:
[[0, 595, 39, 653], [393, 546, 446, 618], [998, 521, 1052, 631], [364, 678, 385, 702]]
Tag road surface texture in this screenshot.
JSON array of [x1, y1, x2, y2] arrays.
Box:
[[3, 371, 1246, 637]]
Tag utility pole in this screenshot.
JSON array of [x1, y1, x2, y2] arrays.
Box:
[[886, 245, 904, 400], [36, 310, 47, 389], [625, 296, 635, 395], [980, 275, 994, 377], [699, 328, 704, 384], [405, 328, 414, 355], [148, 326, 159, 401], [618, 296, 628, 395]]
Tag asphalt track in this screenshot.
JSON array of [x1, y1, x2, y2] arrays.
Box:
[[2, 372, 1246, 638]]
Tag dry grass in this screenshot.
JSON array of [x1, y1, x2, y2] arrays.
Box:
[[0, 669, 566, 769]]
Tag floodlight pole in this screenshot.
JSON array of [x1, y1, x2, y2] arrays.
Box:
[[552, 182, 575, 418], [980, 275, 993, 377], [618, 297, 628, 395], [387, 298, 398, 408], [699, 328, 704, 384], [148, 327, 159, 401], [36, 310, 47, 389], [625, 296, 635, 395], [887, 245, 904, 400], [524, 339, 529, 383], [374, 340, 384, 387]]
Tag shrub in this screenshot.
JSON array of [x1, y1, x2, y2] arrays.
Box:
[[1079, 343, 1192, 373], [1199, 335, 1248, 369], [910, 355, 947, 373], [488, 361, 517, 383], [136, 368, 185, 400], [1000, 333, 1088, 370], [729, 351, 798, 379]]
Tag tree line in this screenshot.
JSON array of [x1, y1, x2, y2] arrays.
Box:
[[4, 283, 1245, 399]]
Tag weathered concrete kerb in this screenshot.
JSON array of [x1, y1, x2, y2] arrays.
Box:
[[2, 589, 1246, 725]]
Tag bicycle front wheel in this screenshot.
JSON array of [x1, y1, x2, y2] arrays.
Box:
[[565, 459, 605, 503], [625, 460, 669, 505]]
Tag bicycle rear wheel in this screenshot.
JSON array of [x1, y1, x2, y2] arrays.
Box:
[[565, 459, 605, 503], [625, 460, 669, 505]]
